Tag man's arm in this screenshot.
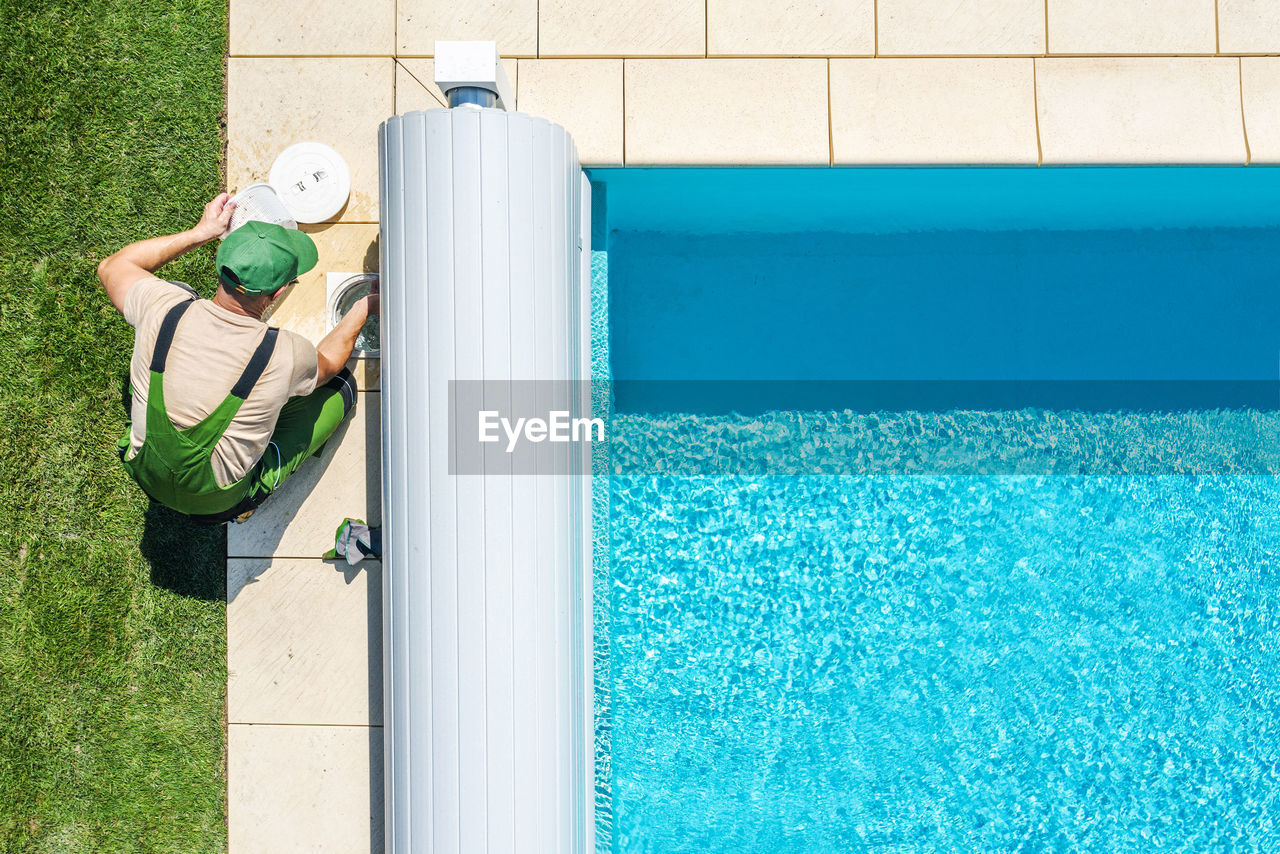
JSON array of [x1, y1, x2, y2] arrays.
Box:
[[96, 193, 236, 313], [316, 294, 379, 385]]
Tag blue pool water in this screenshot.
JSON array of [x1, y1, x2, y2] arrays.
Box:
[[591, 168, 1280, 852]]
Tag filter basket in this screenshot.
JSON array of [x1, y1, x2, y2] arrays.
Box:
[[226, 183, 298, 233]]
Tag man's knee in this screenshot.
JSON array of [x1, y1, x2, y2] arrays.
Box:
[[322, 367, 357, 418]]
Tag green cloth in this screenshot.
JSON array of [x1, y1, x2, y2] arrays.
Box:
[[323, 518, 381, 564], [120, 299, 355, 519], [120, 301, 269, 515], [244, 372, 355, 504], [216, 221, 318, 295], [119, 373, 254, 514]]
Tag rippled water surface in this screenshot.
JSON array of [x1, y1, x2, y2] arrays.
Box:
[[607, 413, 1280, 852]]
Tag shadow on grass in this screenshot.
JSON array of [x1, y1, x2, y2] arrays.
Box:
[[141, 501, 226, 602], [117, 374, 225, 601]]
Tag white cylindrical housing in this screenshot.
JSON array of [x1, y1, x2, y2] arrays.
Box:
[[378, 108, 594, 852]]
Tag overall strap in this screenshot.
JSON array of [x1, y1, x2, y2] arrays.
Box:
[[230, 327, 280, 400], [150, 299, 196, 373]]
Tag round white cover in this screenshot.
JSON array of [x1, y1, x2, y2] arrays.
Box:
[[268, 141, 351, 223]]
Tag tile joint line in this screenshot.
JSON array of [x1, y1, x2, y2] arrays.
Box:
[[1043, 0, 1049, 56], [395, 57, 447, 108], [230, 727, 386, 732], [1032, 58, 1044, 167], [621, 59, 627, 165], [1215, 0, 1221, 55], [826, 58, 833, 167], [1239, 57, 1252, 165]]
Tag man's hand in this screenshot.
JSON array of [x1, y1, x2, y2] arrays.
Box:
[[316, 291, 379, 384], [192, 193, 237, 243], [98, 192, 236, 314]]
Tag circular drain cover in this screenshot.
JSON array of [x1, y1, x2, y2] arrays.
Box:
[[269, 141, 351, 223]]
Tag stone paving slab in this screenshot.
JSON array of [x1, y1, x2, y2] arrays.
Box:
[[1242, 58, 1280, 163], [398, 0, 537, 57], [831, 58, 1038, 164], [1036, 57, 1247, 164], [624, 58, 830, 165], [227, 391, 381, 559], [226, 58, 392, 224], [706, 0, 873, 56], [1220, 0, 1280, 54], [539, 0, 705, 56], [1047, 0, 1216, 55], [517, 60, 623, 166], [878, 0, 1045, 56], [229, 723, 384, 853], [229, 558, 382, 726], [229, 0, 395, 56]]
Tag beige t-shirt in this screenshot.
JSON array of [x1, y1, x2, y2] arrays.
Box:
[[123, 277, 320, 487]]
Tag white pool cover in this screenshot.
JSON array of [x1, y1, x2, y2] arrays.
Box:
[[378, 106, 594, 851]]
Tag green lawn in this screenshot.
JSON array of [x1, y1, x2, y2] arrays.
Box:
[[0, 1, 229, 850]]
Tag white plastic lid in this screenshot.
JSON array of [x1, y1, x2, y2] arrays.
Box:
[[226, 183, 297, 234], [268, 142, 351, 223]]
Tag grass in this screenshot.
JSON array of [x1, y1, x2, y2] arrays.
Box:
[[0, 0, 229, 850]]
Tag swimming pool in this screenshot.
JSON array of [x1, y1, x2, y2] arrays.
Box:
[[591, 168, 1280, 852]]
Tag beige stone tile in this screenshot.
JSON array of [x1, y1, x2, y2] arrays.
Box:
[[516, 60, 623, 166], [227, 391, 381, 559], [229, 723, 383, 852], [1242, 58, 1280, 162], [831, 59, 1037, 164], [878, 0, 1045, 55], [397, 0, 537, 57], [624, 59, 829, 165], [264, 223, 381, 390], [228, 559, 381, 725], [1036, 58, 1247, 164], [229, 0, 394, 56], [540, 0, 704, 56], [1220, 0, 1280, 54], [707, 0, 873, 56], [395, 60, 447, 112], [1046, 0, 1216, 54], [394, 58, 518, 114], [227, 58, 392, 224]]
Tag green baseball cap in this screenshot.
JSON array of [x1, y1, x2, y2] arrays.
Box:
[[215, 221, 318, 295]]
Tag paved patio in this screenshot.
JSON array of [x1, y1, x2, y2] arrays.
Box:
[[224, 0, 1280, 850]]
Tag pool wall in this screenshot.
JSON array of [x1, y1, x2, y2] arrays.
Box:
[[591, 248, 614, 853], [593, 166, 1280, 416]]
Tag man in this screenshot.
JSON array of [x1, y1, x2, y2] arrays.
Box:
[[97, 192, 378, 524]]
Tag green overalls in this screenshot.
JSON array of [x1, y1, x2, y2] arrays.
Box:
[[119, 298, 279, 517]]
